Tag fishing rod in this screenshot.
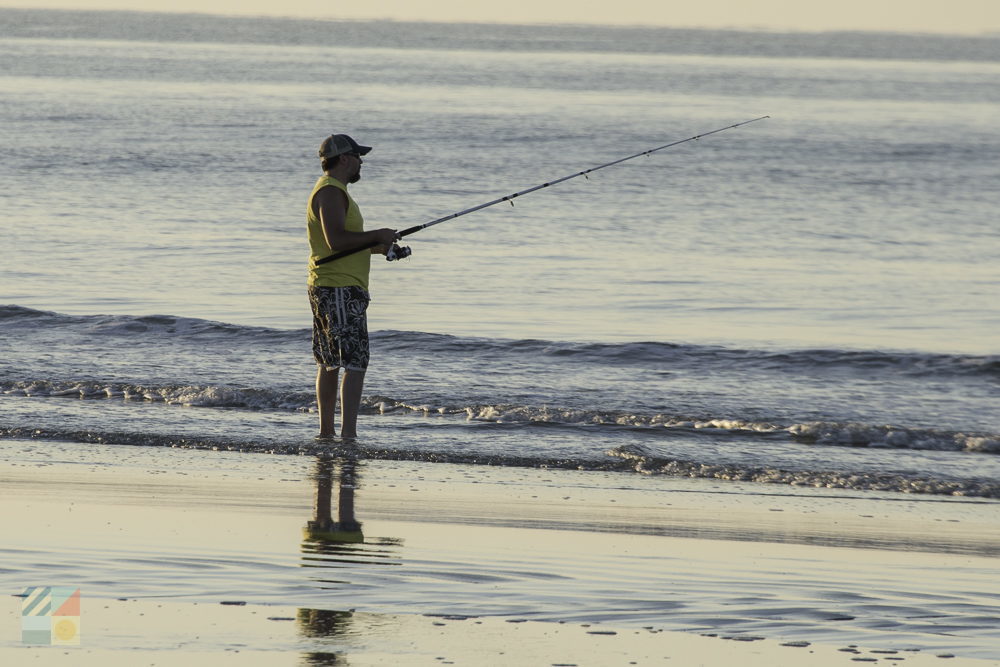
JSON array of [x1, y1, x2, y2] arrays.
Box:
[[317, 115, 769, 265]]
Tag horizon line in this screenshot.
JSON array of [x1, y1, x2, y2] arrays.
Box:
[[3, 5, 999, 39]]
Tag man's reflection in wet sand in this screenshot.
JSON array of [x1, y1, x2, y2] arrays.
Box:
[[297, 453, 404, 661], [300, 452, 402, 565], [297, 606, 353, 665], [304, 453, 363, 544]]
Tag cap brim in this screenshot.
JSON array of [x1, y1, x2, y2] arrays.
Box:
[[356, 145, 372, 155]]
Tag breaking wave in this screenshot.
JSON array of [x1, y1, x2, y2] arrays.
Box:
[[3, 378, 997, 455]]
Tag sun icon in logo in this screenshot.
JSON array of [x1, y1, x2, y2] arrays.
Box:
[[54, 618, 79, 642]]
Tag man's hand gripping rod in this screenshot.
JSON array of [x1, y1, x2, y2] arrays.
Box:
[[316, 116, 769, 265]]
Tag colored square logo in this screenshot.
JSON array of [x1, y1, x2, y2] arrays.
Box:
[[21, 587, 81, 645]]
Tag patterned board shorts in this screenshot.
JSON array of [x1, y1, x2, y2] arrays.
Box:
[[308, 285, 371, 372]]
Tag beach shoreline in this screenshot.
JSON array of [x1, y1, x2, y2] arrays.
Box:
[[2, 439, 999, 665]]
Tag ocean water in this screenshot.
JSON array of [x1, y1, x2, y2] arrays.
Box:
[[1, 9, 999, 500]]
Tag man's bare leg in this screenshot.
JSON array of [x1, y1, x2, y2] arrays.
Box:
[[340, 369, 366, 439], [316, 366, 339, 438]]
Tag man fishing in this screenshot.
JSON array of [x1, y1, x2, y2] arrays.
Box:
[[306, 133, 398, 439], [303, 118, 767, 438]]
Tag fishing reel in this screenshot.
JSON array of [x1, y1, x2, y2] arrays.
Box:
[[386, 243, 411, 261]]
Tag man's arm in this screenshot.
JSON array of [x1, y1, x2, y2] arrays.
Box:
[[314, 187, 397, 255]]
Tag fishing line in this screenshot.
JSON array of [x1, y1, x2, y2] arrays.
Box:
[[317, 115, 769, 265]]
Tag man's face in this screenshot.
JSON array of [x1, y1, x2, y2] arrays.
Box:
[[345, 152, 363, 183]]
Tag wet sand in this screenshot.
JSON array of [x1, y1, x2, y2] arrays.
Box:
[[3, 599, 994, 666], [1, 438, 999, 665]]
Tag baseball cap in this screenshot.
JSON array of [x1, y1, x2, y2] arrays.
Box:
[[318, 134, 372, 159]]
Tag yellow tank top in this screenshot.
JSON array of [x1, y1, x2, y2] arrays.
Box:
[[306, 176, 371, 290]]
